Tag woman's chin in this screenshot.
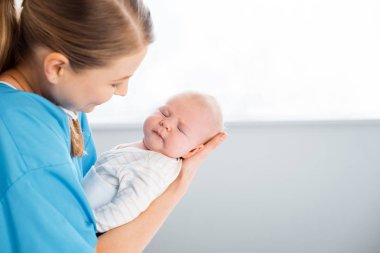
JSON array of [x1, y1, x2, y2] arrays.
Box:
[[80, 105, 96, 113]]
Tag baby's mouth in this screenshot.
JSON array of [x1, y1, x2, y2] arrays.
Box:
[[153, 129, 164, 140]]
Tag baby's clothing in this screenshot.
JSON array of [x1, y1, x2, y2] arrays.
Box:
[[82, 145, 181, 232]]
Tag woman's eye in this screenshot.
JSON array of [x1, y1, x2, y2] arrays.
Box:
[[111, 83, 120, 88]]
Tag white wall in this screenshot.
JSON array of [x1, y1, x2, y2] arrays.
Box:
[[89, 0, 380, 124], [92, 120, 380, 253]]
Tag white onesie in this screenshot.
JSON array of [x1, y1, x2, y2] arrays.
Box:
[[82, 145, 181, 232]]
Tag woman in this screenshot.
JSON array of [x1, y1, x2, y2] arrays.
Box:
[[0, 0, 226, 252]]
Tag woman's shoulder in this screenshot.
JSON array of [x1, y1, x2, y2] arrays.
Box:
[[0, 83, 91, 136], [0, 90, 70, 147], [0, 83, 71, 171], [0, 82, 65, 120]]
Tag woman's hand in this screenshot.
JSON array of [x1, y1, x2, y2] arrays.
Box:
[[176, 132, 228, 193]]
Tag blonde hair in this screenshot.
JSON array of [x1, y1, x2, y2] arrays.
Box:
[[0, 0, 154, 73]]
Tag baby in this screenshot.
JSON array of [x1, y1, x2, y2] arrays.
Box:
[[82, 91, 223, 232]]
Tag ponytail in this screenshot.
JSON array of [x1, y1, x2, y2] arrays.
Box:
[[0, 0, 18, 73]]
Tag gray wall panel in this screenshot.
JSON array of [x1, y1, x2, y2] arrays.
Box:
[[92, 121, 380, 253]]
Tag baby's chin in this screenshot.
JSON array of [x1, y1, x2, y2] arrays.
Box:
[[142, 138, 181, 159], [163, 151, 181, 159]]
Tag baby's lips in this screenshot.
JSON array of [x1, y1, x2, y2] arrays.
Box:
[[153, 129, 164, 140]]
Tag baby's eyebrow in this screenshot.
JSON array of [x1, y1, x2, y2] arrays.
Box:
[[159, 106, 169, 113]]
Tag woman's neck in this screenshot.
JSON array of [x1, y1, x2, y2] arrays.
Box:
[[0, 59, 43, 95], [2, 69, 33, 93]]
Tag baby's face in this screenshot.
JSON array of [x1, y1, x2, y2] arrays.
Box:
[[142, 97, 216, 158]]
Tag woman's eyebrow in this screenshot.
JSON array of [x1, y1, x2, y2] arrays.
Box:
[[112, 74, 132, 82]]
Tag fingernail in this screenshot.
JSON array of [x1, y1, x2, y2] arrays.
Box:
[[220, 133, 227, 141]]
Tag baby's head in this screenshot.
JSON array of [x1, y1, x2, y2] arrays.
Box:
[[143, 91, 223, 159]]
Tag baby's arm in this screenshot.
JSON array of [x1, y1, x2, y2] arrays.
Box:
[[93, 176, 157, 232], [96, 132, 227, 253], [93, 154, 180, 232]]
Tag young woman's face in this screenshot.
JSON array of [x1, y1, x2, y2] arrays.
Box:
[[53, 48, 147, 112]]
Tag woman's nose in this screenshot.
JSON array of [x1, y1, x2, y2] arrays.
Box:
[[114, 81, 129, 96]]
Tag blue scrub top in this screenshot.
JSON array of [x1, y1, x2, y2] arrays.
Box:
[[0, 83, 98, 252]]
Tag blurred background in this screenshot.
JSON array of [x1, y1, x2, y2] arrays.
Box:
[[88, 0, 380, 124], [88, 1, 380, 252], [93, 121, 380, 253]]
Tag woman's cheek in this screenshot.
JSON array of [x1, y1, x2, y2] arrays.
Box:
[[96, 91, 114, 105]]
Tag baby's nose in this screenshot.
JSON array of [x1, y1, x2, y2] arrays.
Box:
[[159, 120, 172, 131]]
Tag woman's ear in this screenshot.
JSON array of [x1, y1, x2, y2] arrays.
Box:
[[182, 144, 204, 159], [44, 52, 70, 84]]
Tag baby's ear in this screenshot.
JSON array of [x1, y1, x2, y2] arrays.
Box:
[[182, 144, 204, 159]]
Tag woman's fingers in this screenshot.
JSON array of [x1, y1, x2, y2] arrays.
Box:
[[190, 132, 228, 162], [201, 132, 228, 156], [179, 132, 227, 182]]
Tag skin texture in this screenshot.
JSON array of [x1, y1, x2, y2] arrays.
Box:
[[143, 95, 220, 159]]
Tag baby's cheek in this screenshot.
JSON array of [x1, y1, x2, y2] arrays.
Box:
[[171, 142, 191, 158]]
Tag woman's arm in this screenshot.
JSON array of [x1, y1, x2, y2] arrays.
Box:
[[96, 132, 227, 253]]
